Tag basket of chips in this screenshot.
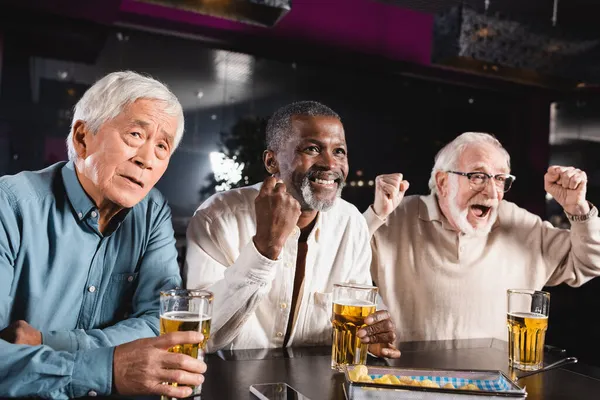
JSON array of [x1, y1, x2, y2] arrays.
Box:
[[343, 364, 527, 399]]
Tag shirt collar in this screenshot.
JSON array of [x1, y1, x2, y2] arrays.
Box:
[[307, 211, 322, 243], [61, 161, 96, 221]]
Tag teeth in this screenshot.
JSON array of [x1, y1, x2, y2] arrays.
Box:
[[314, 178, 335, 185]]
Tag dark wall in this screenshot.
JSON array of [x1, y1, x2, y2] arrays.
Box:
[[544, 99, 600, 369], [0, 24, 551, 221]]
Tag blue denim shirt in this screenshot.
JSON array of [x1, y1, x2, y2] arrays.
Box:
[[0, 161, 182, 398]]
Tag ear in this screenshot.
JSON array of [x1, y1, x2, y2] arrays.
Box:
[[435, 170, 449, 197], [263, 150, 279, 175], [72, 120, 90, 159]]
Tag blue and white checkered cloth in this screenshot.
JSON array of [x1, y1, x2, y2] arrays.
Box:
[[370, 374, 513, 391]]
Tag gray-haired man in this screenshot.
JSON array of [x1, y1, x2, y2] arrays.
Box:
[[0, 71, 205, 398], [367, 131, 600, 344]]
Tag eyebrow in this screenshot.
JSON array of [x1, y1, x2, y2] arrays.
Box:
[[131, 119, 175, 145], [298, 138, 347, 148]]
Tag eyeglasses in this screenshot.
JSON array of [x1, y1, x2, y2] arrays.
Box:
[[447, 171, 516, 193]]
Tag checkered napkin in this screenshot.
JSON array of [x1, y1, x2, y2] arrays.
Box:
[[370, 374, 513, 391]]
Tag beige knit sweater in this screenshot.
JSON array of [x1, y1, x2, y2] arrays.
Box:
[[365, 194, 600, 343]]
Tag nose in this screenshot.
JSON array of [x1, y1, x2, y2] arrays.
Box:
[[132, 142, 154, 170], [319, 151, 338, 171], [482, 176, 499, 197]]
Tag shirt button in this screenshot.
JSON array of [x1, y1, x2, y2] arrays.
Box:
[[88, 285, 96, 293], [77, 212, 83, 218], [280, 303, 287, 309], [285, 262, 293, 268], [88, 390, 97, 397], [276, 332, 283, 338], [127, 275, 134, 282], [91, 211, 98, 218], [459, 246, 464, 252]]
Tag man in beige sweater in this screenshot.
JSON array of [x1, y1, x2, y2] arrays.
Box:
[[365, 132, 600, 343]]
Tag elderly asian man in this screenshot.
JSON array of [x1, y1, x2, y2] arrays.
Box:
[[366, 132, 600, 343], [0, 71, 206, 398]]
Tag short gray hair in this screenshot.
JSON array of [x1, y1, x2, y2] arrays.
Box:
[[66, 71, 184, 161], [428, 132, 511, 194], [266, 101, 340, 152]]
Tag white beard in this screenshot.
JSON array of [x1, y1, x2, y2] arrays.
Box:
[[447, 175, 498, 237], [299, 175, 344, 211]]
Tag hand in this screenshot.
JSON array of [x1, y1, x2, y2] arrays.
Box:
[[113, 331, 207, 398], [373, 174, 410, 219], [0, 320, 42, 345], [254, 176, 302, 260], [544, 166, 590, 216], [357, 310, 401, 358]]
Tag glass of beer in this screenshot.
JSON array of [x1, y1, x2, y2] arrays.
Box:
[[507, 289, 550, 371], [160, 289, 213, 396], [331, 282, 378, 372]]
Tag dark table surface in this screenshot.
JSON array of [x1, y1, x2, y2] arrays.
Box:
[[198, 338, 600, 400]]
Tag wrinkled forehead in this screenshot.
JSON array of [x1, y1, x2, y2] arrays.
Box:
[[458, 143, 509, 173]]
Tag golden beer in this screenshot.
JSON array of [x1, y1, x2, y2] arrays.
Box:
[[507, 312, 548, 371], [160, 311, 211, 357], [159, 311, 211, 398], [331, 300, 376, 371]]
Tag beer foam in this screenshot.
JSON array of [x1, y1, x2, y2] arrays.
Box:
[[162, 311, 212, 321], [508, 312, 547, 319], [334, 299, 376, 307]]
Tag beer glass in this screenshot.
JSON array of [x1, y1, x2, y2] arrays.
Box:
[[331, 283, 378, 371], [507, 289, 550, 371], [160, 289, 213, 396]]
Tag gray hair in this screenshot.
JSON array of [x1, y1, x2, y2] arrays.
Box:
[[428, 132, 511, 194], [66, 71, 184, 161], [265, 101, 340, 152]]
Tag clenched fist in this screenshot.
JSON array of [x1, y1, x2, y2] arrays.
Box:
[[254, 176, 302, 260], [544, 166, 590, 216], [373, 173, 410, 219], [0, 320, 42, 346]]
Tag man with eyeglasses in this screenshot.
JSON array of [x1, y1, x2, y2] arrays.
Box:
[[364, 132, 600, 343]]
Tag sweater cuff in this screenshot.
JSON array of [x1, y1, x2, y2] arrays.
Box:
[[42, 330, 77, 352], [364, 206, 387, 237]]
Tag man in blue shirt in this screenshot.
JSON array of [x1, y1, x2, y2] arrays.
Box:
[[0, 71, 206, 398]]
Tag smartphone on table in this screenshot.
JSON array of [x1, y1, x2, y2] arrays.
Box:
[[249, 382, 311, 400]]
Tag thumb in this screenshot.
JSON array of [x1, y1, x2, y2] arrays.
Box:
[[547, 166, 561, 177], [545, 167, 561, 185], [399, 181, 410, 193]]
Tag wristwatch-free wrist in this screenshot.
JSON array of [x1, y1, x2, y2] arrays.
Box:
[[565, 202, 598, 222]]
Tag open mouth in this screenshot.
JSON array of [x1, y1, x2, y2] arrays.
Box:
[[122, 175, 144, 188], [470, 204, 492, 219]]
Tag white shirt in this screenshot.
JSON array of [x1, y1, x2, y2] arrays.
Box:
[[184, 183, 372, 351]]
